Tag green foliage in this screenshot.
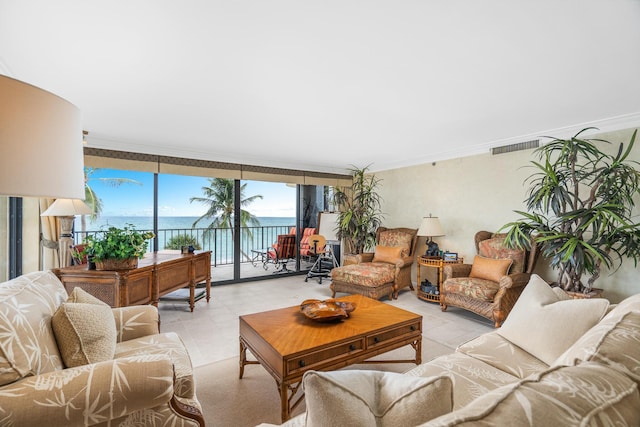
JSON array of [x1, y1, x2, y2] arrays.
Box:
[[501, 128, 640, 292], [83, 225, 155, 261], [165, 234, 202, 250], [333, 165, 384, 254]]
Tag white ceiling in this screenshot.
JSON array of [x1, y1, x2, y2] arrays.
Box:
[[1, 1, 640, 175]]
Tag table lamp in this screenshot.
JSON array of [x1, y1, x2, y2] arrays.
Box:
[[41, 199, 93, 267], [417, 215, 445, 257]]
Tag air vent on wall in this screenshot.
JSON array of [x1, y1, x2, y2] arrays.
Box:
[[491, 139, 540, 155]]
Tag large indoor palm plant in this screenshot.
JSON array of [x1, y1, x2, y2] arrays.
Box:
[[502, 128, 640, 293], [333, 165, 384, 254]]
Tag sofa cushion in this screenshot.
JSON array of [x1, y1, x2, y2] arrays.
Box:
[[478, 237, 526, 274], [378, 230, 412, 256], [0, 271, 67, 386], [469, 256, 512, 282], [115, 331, 195, 398], [405, 352, 517, 409], [331, 263, 396, 287], [442, 277, 500, 302], [457, 331, 548, 379], [497, 274, 609, 365], [303, 370, 452, 427], [52, 288, 117, 368], [554, 308, 640, 384], [419, 363, 640, 427], [372, 245, 403, 264]]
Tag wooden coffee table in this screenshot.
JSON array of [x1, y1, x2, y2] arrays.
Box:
[[239, 294, 422, 421]]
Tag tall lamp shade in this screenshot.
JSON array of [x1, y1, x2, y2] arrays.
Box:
[[0, 75, 84, 199]]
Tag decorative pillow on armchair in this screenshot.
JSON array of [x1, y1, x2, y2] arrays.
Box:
[[52, 287, 117, 368], [372, 246, 403, 264], [303, 370, 452, 427], [469, 255, 513, 282], [378, 231, 412, 256]]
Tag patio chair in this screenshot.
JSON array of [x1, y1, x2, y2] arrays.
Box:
[[266, 234, 297, 273]]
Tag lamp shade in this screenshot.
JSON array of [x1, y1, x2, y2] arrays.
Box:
[[41, 199, 92, 216], [0, 75, 84, 199], [417, 216, 445, 237]]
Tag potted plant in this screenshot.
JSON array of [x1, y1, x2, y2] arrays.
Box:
[[82, 225, 155, 270], [333, 165, 385, 254], [501, 128, 640, 295]]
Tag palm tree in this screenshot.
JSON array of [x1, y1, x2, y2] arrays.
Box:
[[190, 178, 263, 260], [81, 167, 142, 233]]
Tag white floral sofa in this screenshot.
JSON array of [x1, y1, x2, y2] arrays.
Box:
[[261, 274, 640, 426], [0, 270, 204, 427]]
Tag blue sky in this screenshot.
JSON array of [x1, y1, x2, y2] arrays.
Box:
[[87, 168, 296, 217]]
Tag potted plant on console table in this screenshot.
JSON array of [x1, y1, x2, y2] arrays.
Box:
[[501, 128, 640, 297], [82, 225, 155, 270]]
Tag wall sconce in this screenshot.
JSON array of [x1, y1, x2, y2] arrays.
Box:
[[417, 215, 445, 257]]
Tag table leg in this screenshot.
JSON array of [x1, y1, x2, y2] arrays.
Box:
[[239, 340, 247, 379], [412, 337, 422, 365], [189, 284, 195, 312]]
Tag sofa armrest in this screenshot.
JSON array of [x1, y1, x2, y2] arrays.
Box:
[[113, 305, 160, 342], [0, 355, 174, 427], [443, 263, 472, 280]]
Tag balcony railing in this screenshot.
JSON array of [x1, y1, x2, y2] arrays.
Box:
[[73, 224, 295, 266]]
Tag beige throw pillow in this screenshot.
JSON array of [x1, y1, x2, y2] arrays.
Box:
[[52, 288, 116, 368], [497, 274, 609, 365], [372, 246, 403, 264], [469, 255, 512, 282], [303, 370, 452, 427]]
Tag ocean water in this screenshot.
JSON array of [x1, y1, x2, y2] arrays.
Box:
[[74, 216, 296, 264]]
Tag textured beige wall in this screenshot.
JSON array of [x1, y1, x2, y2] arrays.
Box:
[[376, 127, 640, 303]]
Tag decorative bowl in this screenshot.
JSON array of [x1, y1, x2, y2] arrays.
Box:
[[300, 299, 357, 322]]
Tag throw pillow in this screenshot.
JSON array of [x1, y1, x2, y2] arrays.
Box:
[[469, 255, 512, 282], [372, 246, 404, 264], [497, 274, 609, 365], [378, 230, 413, 256], [67, 286, 109, 305], [303, 370, 452, 427], [52, 289, 117, 368]]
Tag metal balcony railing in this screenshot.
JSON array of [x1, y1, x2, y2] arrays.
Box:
[[73, 224, 295, 267]]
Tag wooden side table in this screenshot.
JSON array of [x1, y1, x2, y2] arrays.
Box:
[[416, 256, 463, 303]]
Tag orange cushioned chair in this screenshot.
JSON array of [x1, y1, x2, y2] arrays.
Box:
[[266, 234, 297, 273], [330, 227, 418, 300], [440, 230, 539, 327]]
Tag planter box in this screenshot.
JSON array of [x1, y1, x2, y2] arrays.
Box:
[[95, 257, 138, 270]]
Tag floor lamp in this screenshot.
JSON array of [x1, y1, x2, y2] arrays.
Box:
[[41, 199, 93, 267], [0, 75, 84, 276]]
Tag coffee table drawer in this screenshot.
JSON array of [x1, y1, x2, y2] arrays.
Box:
[[367, 321, 421, 347], [286, 338, 365, 375]]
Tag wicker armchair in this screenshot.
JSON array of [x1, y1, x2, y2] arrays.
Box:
[[330, 227, 418, 300], [440, 231, 539, 327]]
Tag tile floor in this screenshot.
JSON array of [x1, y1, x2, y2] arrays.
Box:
[[158, 274, 495, 368]]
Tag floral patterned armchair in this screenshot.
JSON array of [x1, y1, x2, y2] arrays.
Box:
[[330, 227, 418, 300], [0, 270, 204, 426], [440, 231, 539, 327]]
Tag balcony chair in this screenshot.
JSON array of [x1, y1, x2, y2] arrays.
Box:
[[330, 227, 418, 300], [440, 230, 539, 328], [266, 233, 297, 273]]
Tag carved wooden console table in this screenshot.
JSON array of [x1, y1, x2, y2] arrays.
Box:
[[54, 251, 211, 311]]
